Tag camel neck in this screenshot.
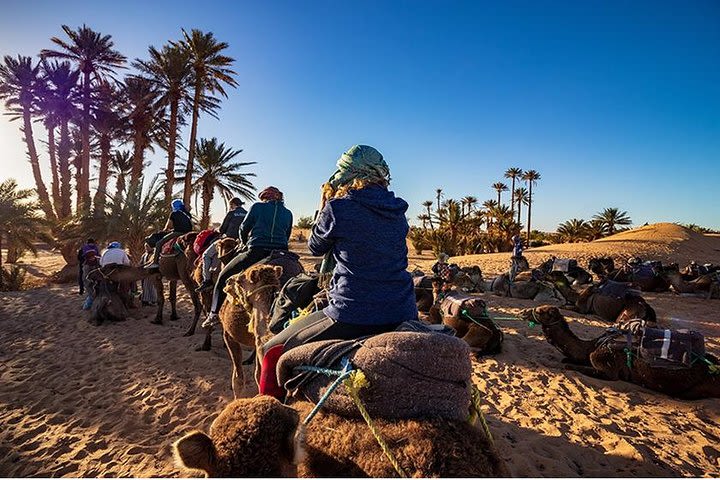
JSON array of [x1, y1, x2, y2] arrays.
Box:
[[542, 321, 598, 364]]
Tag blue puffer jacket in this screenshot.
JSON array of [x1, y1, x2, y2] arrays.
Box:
[[240, 201, 293, 250], [309, 185, 417, 325]]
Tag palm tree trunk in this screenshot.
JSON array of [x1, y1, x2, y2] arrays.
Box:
[[165, 96, 179, 205], [510, 178, 516, 215], [131, 129, 144, 185], [201, 184, 212, 229], [47, 125, 62, 217], [114, 173, 126, 208], [183, 79, 202, 206], [0, 233, 4, 290], [22, 109, 55, 220], [93, 132, 111, 213], [79, 71, 91, 213], [58, 120, 72, 218], [496, 191, 501, 205], [526, 183, 533, 243], [74, 150, 83, 213], [516, 199, 522, 225]]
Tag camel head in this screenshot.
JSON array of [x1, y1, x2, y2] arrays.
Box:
[[216, 237, 240, 264], [174, 396, 302, 477], [519, 305, 565, 328], [225, 264, 283, 344]]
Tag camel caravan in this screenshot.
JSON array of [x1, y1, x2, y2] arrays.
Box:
[[76, 146, 720, 477]]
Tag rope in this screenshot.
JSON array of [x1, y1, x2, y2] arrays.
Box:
[[691, 352, 720, 375], [294, 359, 409, 478], [469, 384, 495, 447], [343, 371, 409, 478]]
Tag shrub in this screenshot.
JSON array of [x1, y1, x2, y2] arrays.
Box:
[[295, 216, 313, 229], [0, 265, 27, 291]]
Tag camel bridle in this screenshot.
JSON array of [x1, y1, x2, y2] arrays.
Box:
[[238, 283, 279, 312]]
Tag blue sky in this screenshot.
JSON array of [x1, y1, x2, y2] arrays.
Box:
[[1, 0, 719, 230]]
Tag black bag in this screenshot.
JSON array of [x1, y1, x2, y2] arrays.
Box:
[[268, 273, 321, 334], [639, 327, 704, 369]]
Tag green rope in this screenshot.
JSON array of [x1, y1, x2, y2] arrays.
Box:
[[295, 362, 355, 425], [691, 352, 720, 375], [624, 348, 634, 369]]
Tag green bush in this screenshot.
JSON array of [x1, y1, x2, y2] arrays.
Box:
[[0, 265, 27, 292], [295, 216, 313, 229]]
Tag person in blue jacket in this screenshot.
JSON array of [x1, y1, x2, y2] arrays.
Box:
[[257, 144, 418, 398], [203, 186, 293, 327]]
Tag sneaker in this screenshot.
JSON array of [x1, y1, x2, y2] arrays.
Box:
[[202, 313, 220, 329], [144, 262, 160, 269], [195, 280, 214, 292]]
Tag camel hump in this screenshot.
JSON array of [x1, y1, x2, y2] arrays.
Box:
[[277, 331, 472, 421]]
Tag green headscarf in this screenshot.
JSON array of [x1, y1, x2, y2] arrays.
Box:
[[327, 145, 390, 189]]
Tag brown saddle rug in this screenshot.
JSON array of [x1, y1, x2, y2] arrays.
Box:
[[439, 291, 487, 320], [277, 331, 472, 421]]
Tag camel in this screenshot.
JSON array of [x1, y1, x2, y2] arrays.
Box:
[[428, 279, 504, 355], [588, 257, 615, 279], [521, 306, 720, 399], [536, 257, 593, 286], [173, 395, 507, 477], [660, 269, 719, 299], [607, 263, 671, 292], [574, 282, 656, 324], [217, 253, 304, 398], [489, 273, 565, 304]]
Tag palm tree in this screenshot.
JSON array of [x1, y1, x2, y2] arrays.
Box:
[[514, 187, 529, 225], [422, 200, 434, 230], [134, 44, 193, 205], [491, 182, 509, 206], [585, 219, 606, 241], [0, 55, 55, 220], [0, 179, 47, 288], [461, 195, 477, 217], [417, 213, 430, 231], [121, 76, 163, 185], [521, 169, 541, 242], [592, 207, 632, 236], [41, 24, 127, 213], [557, 218, 589, 243], [174, 29, 238, 206], [435, 188, 443, 212], [108, 149, 133, 208], [38, 60, 79, 218], [482, 199, 498, 229], [175, 137, 256, 228], [504, 167, 523, 214], [91, 80, 122, 213]]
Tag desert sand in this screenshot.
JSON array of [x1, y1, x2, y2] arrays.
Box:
[[1, 223, 719, 477]]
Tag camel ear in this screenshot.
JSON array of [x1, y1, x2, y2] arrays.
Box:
[[273, 265, 284, 280], [249, 267, 260, 284], [173, 431, 216, 476]]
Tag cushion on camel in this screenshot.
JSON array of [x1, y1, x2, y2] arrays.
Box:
[[552, 258, 577, 273], [277, 331, 472, 421], [598, 280, 630, 299], [439, 291, 487, 320]]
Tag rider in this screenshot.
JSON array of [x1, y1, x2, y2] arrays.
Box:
[[509, 234, 524, 281], [77, 238, 100, 295], [195, 198, 247, 292], [202, 186, 293, 327], [100, 242, 131, 267], [258, 144, 418, 399], [145, 199, 194, 269]]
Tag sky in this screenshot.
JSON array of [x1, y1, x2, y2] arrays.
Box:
[[1, 0, 719, 230]]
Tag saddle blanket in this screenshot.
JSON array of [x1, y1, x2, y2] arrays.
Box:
[[552, 258, 577, 273], [277, 330, 472, 421], [639, 327, 705, 368], [439, 291, 487, 319]]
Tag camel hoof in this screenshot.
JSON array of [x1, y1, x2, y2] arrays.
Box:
[[195, 342, 211, 352], [182, 329, 194, 337], [151, 319, 163, 325], [170, 315, 180, 322]]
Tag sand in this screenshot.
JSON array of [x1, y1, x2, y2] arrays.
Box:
[[1, 223, 719, 477]]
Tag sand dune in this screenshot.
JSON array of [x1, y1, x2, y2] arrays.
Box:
[[1, 223, 719, 477]]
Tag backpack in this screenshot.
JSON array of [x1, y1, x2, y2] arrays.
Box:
[[268, 273, 321, 335], [193, 229, 220, 256]]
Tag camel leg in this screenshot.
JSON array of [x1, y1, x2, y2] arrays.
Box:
[[223, 330, 245, 399], [152, 276, 164, 325], [170, 281, 179, 321], [194, 327, 213, 351], [564, 363, 614, 381], [182, 278, 204, 339]]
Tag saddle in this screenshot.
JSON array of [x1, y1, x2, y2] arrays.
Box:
[[597, 280, 631, 299], [413, 275, 434, 289], [631, 262, 659, 279], [161, 237, 183, 256], [260, 250, 304, 286], [552, 258, 577, 273], [439, 291, 487, 320], [277, 330, 472, 421], [639, 327, 704, 369]]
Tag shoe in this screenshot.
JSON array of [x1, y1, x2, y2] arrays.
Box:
[[144, 263, 159, 269], [202, 313, 220, 329], [82, 296, 93, 310], [195, 280, 214, 292]]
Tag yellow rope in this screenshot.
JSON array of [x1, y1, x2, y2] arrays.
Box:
[[469, 384, 495, 447], [342, 371, 409, 478]]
